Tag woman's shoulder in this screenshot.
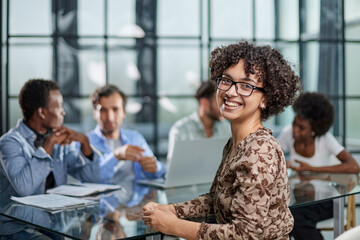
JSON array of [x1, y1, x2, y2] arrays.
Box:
[[235, 128, 282, 154], [319, 132, 337, 141], [233, 128, 284, 168], [317, 132, 344, 151], [246, 128, 278, 144]]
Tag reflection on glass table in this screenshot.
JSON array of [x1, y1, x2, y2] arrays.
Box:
[[0, 173, 359, 239], [288, 172, 359, 238], [0, 180, 159, 240], [288, 172, 359, 207]]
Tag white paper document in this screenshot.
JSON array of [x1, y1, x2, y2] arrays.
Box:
[[11, 194, 97, 212], [46, 183, 122, 197]]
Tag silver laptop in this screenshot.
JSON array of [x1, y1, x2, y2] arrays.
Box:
[[137, 137, 229, 189]]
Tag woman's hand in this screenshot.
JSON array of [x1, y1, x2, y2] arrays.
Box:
[[143, 206, 179, 235], [143, 202, 160, 211], [290, 160, 312, 172], [142, 202, 200, 240], [143, 202, 176, 214]]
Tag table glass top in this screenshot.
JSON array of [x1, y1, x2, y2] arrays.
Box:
[[0, 172, 359, 239]]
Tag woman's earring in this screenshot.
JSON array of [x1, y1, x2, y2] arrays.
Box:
[[261, 104, 266, 109], [311, 132, 315, 136]]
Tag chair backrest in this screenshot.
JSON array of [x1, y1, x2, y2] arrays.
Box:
[[335, 225, 360, 240], [345, 195, 356, 231]]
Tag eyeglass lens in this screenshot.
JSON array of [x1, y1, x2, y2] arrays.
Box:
[[217, 78, 254, 96]]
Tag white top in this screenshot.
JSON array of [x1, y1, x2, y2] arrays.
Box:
[[277, 125, 344, 167], [106, 138, 135, 183]]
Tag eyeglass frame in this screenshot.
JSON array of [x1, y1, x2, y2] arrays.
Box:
[[216, 76, 265, 97]]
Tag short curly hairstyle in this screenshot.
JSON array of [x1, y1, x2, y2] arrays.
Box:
[[19, 79, 59, 121], [209, 41, 302, 121], [293, 92, 334, 136]]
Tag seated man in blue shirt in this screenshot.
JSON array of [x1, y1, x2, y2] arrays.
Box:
[[87, 85, 165, 184], [0, 79, 100, 200]]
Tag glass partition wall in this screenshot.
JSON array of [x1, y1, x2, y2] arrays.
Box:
[[1, 0, 360, 160]]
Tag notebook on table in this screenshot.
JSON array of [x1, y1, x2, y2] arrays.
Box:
[[137, 137, 229, 189]]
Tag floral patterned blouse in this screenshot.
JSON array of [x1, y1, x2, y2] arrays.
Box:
[[173, 128, 294, 240]]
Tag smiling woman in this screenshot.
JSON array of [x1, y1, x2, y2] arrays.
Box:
[[142, 41, 302, 240], [209, 42, 301, 122], [215, 59, 266, 126]]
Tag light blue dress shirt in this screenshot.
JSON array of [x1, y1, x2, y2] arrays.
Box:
[[87, 125, 166, 184], [0, 119, 100, 200]]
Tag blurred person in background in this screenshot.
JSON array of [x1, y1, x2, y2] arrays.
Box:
[[0, 79, 99, 199], [0, 79, 100, 239], [277, 92, 360, 240], [167, 80, 230, 158], [87, 85, 165, 185]]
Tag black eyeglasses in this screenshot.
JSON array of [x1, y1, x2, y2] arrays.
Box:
[[216, 77, 265, 96]]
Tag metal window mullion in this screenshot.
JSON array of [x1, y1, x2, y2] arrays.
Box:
[[199, 0, 203, 82], [207, 0, 211, 77], [0, 0, 3, 134], [104, 0, 109, 84], [5, 0, 10, 131], [153, 0, 159, 156], [341, 0, 346, 147], [252, 0, 256, 42], [53, 0, 59, 83]]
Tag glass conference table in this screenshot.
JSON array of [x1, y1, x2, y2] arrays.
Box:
[[0, 173, 359, 239]]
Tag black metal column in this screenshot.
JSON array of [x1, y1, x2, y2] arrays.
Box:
[[0, 0, 3, 134], [52, 0, 80, 124], [318, 0, 343, 136], [135, 0, 158, 154]]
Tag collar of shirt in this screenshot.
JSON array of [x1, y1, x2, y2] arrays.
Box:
[[16, 119, 39, 148], [189, 111, 205, 132], [93, 125, 131, 150], [22, 121, 52, 148]]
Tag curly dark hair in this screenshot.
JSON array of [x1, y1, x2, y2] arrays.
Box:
[[209, 41, 302, 121], [91, 84, 127, 110], [19, 79, 59, 121], [293, 92, 334, 136]]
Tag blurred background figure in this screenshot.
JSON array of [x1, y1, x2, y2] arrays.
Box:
[[0, 79, 99, 200], [167, 80, 230, 159], [277, 92, 360, 240], [87, 85, 165, 185], [278, 92, 359, 174]]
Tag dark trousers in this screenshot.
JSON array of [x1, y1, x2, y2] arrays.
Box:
[[290, 200, 333, 240]]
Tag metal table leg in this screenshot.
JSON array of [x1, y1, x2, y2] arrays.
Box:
[[333, 197, 345, 238]]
